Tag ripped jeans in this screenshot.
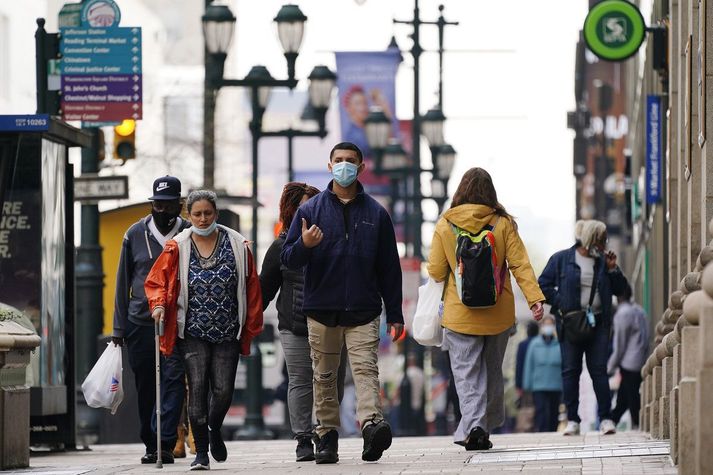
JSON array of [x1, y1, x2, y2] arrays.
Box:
[[177, 334, 240, 453], [307, 317, 382, 437]]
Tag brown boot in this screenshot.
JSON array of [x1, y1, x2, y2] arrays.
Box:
[[187, 422, 196, 455], [173, 424, 187, 458]]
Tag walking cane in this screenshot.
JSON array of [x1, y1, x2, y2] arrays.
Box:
[[155, 318, 164, 469]]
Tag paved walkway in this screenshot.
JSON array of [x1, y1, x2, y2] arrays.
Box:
[[10, 431, 675, 474]]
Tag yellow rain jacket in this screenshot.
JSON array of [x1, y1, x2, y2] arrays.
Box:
[[427, 204, 545, 336]]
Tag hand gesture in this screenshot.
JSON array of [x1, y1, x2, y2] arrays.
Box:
[[605, 250, 617, 270], [388, 323, 404, 342], [152, 307, 165, 324], [111, 336, 124, 347], [301, 218, 324, 248], [530, 302, 544, 321]]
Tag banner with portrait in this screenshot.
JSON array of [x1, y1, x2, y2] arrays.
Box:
[[335, 49, 401, 195]]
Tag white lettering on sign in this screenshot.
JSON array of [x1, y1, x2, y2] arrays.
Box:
[[74, 177, 128, 200], [0, 201, 31, 259]]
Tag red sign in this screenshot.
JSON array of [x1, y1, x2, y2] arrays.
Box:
[[61, 102, 142, 122]]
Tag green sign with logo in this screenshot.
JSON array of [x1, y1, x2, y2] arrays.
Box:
[[583, 0, 646, 61]]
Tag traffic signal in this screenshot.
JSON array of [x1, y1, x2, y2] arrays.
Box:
[[113, 119, 136, 160]]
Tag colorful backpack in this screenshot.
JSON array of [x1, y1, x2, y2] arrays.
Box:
[[450, 217, 507, 308]]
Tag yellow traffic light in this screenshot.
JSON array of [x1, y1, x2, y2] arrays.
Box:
[[113, 120, 136, 160]]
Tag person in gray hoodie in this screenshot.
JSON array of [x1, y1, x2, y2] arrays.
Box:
[[111, 176, 190, 464], [607, 284, 649, 429]]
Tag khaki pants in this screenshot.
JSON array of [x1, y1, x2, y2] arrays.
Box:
[[307, 317, 382, 437]]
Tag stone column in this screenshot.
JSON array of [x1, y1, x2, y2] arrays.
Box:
[[659, 334, 676, 439], [695, 263, 713, 473], [679, 291, 703, 475]]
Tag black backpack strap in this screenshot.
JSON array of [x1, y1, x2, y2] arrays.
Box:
[[587, 260, 599, 309]]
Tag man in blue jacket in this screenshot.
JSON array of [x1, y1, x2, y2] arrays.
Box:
[[282, 142, 404, 464], [111, 176, 190, 464]]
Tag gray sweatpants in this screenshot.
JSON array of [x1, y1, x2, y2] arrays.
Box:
[[443, 327, 510, 443], [279, 330, 347, 436]]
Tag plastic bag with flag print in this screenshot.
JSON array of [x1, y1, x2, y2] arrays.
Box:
[[81, 342, 124, 414]]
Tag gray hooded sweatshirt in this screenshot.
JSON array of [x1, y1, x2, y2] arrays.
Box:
[[112, 215, 189, 338]]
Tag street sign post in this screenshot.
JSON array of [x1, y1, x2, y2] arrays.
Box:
[[583, 0, 646, 61], [59, 0, 142, 123], [74, 175, 129, 201]]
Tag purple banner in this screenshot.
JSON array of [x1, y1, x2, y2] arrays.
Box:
[[335, 49, 401, 195], [62, 74, 141, 97]]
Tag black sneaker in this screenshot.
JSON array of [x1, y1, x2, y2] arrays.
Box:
[[361, 420, 392, 462], [209, 427, 227, 462], [140, 451, 157, 464], [190, 452, 210, 471], [464, 427, 492, 451], [158, 450, 175, 464], [295, 434, 315, 462], [314, 430, 339, 464]]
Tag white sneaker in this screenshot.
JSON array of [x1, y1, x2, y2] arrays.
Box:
[[600, 419, 617, 435], [563, 421, 580, 436]]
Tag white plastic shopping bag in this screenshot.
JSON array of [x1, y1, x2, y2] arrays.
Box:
[[81, 342, 124, 414], [412, 278, 444, 346]]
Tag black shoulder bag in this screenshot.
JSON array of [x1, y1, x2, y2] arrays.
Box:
[[562, 261, 598, 345]]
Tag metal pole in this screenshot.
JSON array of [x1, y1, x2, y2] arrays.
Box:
[[203, 2, 216, 189], [287, 134, 294, 183], [411, 0, 423, 260], [437, 6, 445, 108], [35, 19, 48, 114], [250, 87, 260, 257], [75, 127, 104, 443]]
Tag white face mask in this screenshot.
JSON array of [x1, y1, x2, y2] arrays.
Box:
[[191, 221, 217, 236], [541, 325, 555, 337]]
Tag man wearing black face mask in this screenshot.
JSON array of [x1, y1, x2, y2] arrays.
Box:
[[112, 176, 190, 464]]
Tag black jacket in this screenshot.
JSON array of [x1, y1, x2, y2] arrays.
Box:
[[260, 233, 308, 336]]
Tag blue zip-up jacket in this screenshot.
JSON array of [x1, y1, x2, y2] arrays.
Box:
[[280, 181, 404, 324], [538, 245, 629, 325], [523, 335, 562, 392]]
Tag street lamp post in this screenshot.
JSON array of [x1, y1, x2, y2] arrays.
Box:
[[202, 1, 336, 439]]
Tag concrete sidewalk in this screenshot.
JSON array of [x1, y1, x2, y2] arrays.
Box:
[[10, 431, 674, 474]]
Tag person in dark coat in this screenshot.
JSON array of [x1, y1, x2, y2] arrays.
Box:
[[111, 176, 190, 464], [514, 320, 540, 432], [260, 182, 347, 461]]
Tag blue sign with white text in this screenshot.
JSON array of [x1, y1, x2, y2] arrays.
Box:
[[0, 115, 50, 132], [646, 95, 662, 204]]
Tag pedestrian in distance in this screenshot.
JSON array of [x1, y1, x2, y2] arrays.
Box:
[[608, 284, 649, 429], [514, 320, 540, 433], [145, 190, 264, 471], [111, 175, 190, 465], [523, 315, 563, 432], [426, 167, 546, 451], [259, 181, 348, 462], [281, 142, 404, 464], [538, 220, 629, 436]]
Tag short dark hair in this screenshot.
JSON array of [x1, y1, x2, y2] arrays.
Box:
[[329, 142, 363, 163], [618, 284, 633, 302], [526, 320, 539, 338]]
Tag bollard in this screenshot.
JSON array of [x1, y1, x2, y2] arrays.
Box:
[[0, 305, 41, 470], [695, 265, 713, 473]]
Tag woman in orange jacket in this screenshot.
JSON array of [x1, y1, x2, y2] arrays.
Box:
[[145, 190, 263, 470], [427, 168, 545, 451]]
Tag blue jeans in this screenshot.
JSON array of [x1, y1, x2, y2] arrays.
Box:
[[125, 320, 185, 452], [558, 318, 612, 423]]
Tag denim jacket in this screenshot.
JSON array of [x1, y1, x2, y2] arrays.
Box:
[[538, 245, 629, 324]]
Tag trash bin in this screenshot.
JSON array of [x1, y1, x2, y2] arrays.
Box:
[[0, 303, 41, 469]]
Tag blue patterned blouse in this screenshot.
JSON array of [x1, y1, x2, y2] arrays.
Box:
[[186, 231, 239, 343]]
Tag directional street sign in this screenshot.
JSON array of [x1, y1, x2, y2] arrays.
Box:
[[59, 21, 142, 122], [74, 175, 129, 201]]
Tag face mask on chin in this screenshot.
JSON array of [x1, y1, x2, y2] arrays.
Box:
[[152, 209, 178, 230], [588, 246, 602, 258], [192, 221, 217, 237]]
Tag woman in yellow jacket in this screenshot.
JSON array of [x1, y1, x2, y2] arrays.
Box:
[[427, 167, 545, 450]]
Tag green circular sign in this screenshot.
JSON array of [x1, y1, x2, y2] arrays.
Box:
[[583, 0, 646, 61]]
